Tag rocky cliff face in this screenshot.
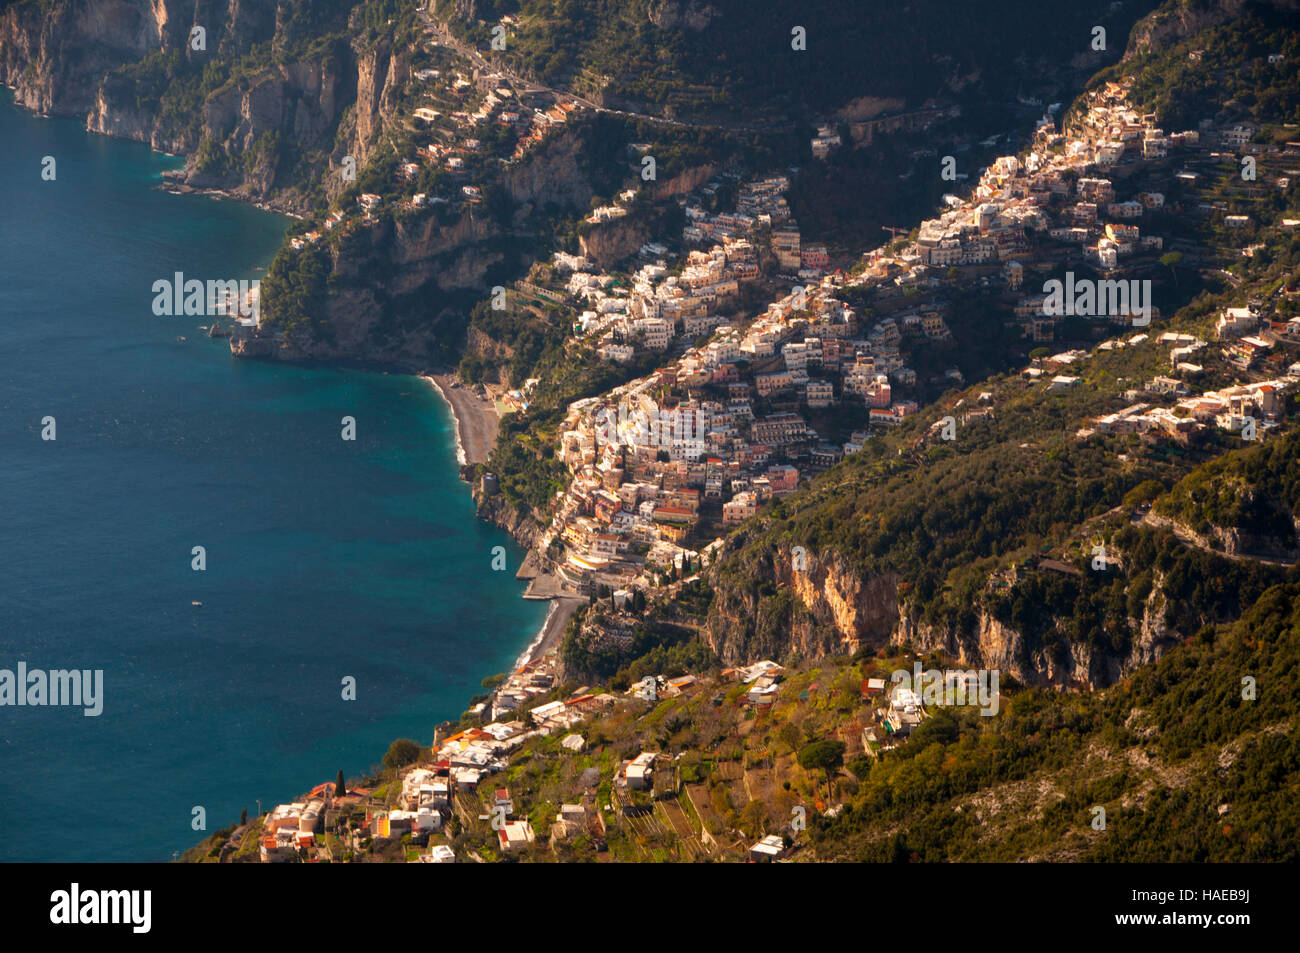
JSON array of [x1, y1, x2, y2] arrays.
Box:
[[1, 0, 175, 115], [340, 34, 406, 176], [1146, 511, 1300, 562], [1125, 0, 1300, 56], [0, 0, 394, 212], [471, 480, 544, 549], [706, 543, 1182, 689], [580, 216, 650, 270], [274, 205, 507, 364], [705, 547, 899, 665], [503, 126, 597, 212], [271, 123, 620, 364], [578, 162, 713, 267], [897, 580, 1178, 691]]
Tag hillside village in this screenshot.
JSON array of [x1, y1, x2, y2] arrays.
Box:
[[182, 6, 1300, 864], [219, 645, 978, 863], [284, 13, 601, 253], [477, 74, 1300, 614]]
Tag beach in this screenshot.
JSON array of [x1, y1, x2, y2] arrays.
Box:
[[424, 373, 500, 465], [426, 371, 587, 667], [515, 595, 585, 668]]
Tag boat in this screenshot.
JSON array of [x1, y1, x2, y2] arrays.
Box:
[[208, 322, 231, 338], [191, 600, 203, 607], [176, 335, 186, 342]]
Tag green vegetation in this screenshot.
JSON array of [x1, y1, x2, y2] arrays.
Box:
[[815, 583, 1300, 861], [1157, 428, 1300, 551], [441, 0, 1157, 123], [1092, 4, 1300, 128], [261, 243, 332, 344], [382, 738, 423, 771]]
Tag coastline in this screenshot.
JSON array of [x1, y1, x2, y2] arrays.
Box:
[[5, 87, 567, 854], [422, 370, 582, 668], [423, 373, 500, 466], [515, 595, 585, 668], [159, 170, 306, 219]]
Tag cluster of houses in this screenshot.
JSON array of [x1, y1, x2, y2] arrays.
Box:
[[259, 797, 327, 862], [855, 85, 1174, 337], [564, 176, 794, 364], [254, 646, 1003, 863], [722, 659, 787, 708], [846, 76, 1284, 351], [535, 257, 959, 594], [347, 662, 622, 860], [286, 35, 588, 256], [1039, 298, 1299, 442], [516, 151, 994, 598], [411, 60, 580, 167], [1077, 371, 1294, 443]]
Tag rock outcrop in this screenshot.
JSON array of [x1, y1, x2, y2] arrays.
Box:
[[706, 541, 1184, 690], [0, 0, 400, 213], [1125, 0, 1300, 56]]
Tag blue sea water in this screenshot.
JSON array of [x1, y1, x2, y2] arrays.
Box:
[[0, 91, 547, 861]]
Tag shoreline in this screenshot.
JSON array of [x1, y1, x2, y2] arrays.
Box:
[[158, 170, 306, 219], [10, 86, 568, 850], [422, 370, 577, 668], [514, 596, 584, 668], [422, 373, 500, 467]]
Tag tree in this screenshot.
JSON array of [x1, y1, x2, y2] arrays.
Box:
[[383, 738, 422, 772], [1123, 479, 1165, 506], [798, 739, 846, 800], [798, 739, 845, 774], [739, 799, 769, 838], [1160, 251, 1183, 287], [335, 770, 346, 797], [240, 807, 248, 826]]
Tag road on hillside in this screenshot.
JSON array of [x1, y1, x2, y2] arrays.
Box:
[[417, 9, 790, 136]]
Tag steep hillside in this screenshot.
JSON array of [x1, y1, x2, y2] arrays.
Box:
[[0, 0, 414, 210], [163, 0, 1300, 863], [1156, 429, 1300, 557], [808, 581, 1300, 862], [664, 0, 1300, 688], [438, 0, 1161, 122]]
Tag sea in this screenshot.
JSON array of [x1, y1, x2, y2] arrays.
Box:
[[0, 90, 548, 862]]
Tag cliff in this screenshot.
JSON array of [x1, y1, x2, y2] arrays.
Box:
[[0, 0, 399, 213], [895, 568, 1179, 690], [578, 163, 713, 267], [1125, 0, 1300, 56], [470, 477, 544, 550], [0, 0, 185, 116], [705, 542, 1184, 690], [267, 122, 623, 364], [705, 546, 898, 665]]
